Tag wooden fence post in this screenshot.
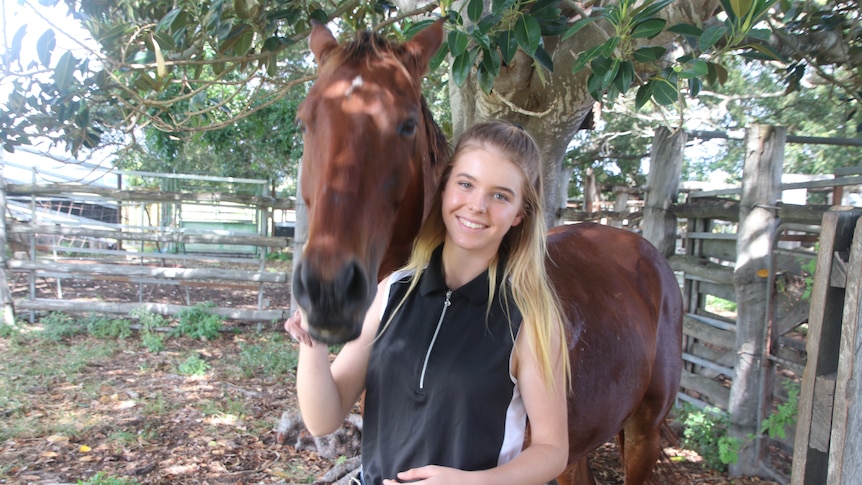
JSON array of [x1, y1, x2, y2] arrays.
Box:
[[791, 208, 862, 484], [643, 126, 685, 257], [729, 124, 786, 477], [0, 162, 16, 326], [291, 164, 308, 316], [829, 215, 862, 483]]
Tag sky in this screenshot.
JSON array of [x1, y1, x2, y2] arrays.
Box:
[[1, 0, 94, 68]]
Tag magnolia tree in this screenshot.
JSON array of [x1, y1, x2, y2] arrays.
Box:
[[1, 0, 860, 475]]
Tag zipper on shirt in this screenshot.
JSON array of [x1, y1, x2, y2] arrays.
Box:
[[418, 290, 452, 390]]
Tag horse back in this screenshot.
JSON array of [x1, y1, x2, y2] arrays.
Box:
[[546, 223, 683, 460]]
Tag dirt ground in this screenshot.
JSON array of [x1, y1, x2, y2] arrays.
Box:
[[1, 267, 791, 484]]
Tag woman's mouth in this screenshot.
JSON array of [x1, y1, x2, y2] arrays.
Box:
[[458, 216, 486, 230]]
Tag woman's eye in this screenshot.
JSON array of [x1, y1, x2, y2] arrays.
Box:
[[494, 193, 509, 201]]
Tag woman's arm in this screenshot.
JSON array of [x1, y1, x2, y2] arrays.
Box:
[[293, 280, 387, 436], [387, 320, 569, 485]]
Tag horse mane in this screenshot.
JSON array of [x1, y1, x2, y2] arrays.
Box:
[[340, 30, 429, 79], [421, 96, 450, 180]]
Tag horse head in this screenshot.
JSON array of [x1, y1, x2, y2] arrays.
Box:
[[293, 20, 445, 344]]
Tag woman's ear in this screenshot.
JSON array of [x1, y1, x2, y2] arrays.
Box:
[[512, 211, 524, 227]]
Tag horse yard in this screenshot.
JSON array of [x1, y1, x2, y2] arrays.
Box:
[[0, 271, 786, 485]]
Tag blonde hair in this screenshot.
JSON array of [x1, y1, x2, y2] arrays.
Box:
[[395, 120, 570, 388]]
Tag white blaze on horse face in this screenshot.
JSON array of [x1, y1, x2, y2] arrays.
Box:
[[344, 75, 363, 97], [320, 76, 388, 116]]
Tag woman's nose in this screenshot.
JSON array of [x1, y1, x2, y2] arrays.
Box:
[[469, 193, 487, 213]]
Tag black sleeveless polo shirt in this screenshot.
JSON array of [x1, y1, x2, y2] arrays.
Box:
[[361, 247, 525, 485]]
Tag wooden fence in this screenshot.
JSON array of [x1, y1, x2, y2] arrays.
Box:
[[0, 167, 296, 324]]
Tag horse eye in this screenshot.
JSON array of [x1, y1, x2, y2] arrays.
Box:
[[397, 117, 417, 137], [295, 119, 306, 134]]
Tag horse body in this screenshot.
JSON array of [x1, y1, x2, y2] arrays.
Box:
[[293, 20, 683, 485], [547, 223, 682, 484]]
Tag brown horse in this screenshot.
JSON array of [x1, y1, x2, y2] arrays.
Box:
[[292, 20, 683, 485]]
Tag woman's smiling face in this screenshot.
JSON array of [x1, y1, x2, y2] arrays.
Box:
[[441, 145, 526, 259]]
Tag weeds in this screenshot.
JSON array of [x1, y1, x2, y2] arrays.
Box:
[[177, 354, 210, 376], [39, 312, 85, 341], [761, 380, 800, 439], [85, 316, 133, 339], [173, 303, 223, 340], [676, 403, 740, 472]]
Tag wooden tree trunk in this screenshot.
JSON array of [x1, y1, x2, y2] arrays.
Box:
[[643, 126, 685, 258], [729, 125, 786, 477]]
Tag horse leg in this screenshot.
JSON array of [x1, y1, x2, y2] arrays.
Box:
[[619, 402, 666, 485], [555, 456, 597, 485]]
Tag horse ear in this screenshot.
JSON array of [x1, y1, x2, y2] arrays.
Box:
[[309, 20, 339, 66], [403, 19, 444, 75]]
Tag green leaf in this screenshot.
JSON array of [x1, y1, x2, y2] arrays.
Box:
[[403, 20, 436, 40], [153, 31, 176, 51], [587, 73, 604, 101], [631, 18, 667, 39], [678, 59, 708, 79], [632, 0, 674, 20], [429, 42, 448, 72], [451, 50, 475, 87], [52, 51, 76, 93], [633, 46, 666, 63], [477, 12, 503, 32], [498, 30, 518, 65], [635, 82, 652, 110], [467, 0, 484, 23], [747, 28, 771, 41], [652, 77, 678, 105], [533, 44, 553, 72], [514, 14, 541, 55], [491, 0, 517, 15], [477, 65, 494, 94], [571, 42, 605, 74], [36, 29, 56, 67], [705, 61, 729, 85], [688, 77, 702, 97], [600, 36, 620, 57], [236, 29, 254, 56], [448, 30, 469, 57], [219, 24, 252, 54], [9, 25, 27, 65], [96, 23, 129, 45], [667, 23, 703, 37], [590, 55, 619, 94], [157, 8, 184, 32], [614, 60, 634, 93], [699, 25, 726, 50], [562, 17, 598, 40], [481, 47, 501, 77], [471, 30, 492, 51]]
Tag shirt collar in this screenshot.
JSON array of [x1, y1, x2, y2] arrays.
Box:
[[419, 244, 507, 304]]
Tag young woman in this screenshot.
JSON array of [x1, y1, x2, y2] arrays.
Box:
[[288, 120, 570, 485]]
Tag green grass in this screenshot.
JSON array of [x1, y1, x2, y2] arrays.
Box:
[[235, 333, 298, 378]]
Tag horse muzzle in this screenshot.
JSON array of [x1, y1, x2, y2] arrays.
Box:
[[292, 258, 374, 344]]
